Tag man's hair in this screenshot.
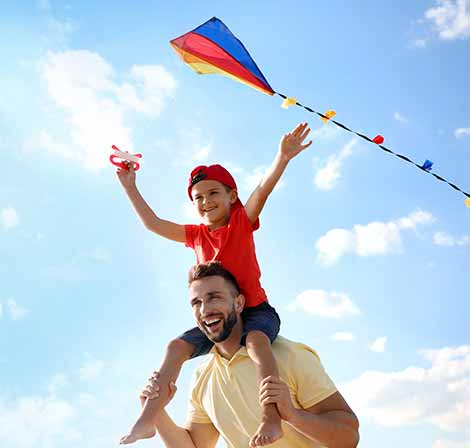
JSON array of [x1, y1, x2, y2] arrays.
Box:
[[188, 261, 240, 297]]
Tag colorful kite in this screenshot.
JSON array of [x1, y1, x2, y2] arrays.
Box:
[[170, 17, 470, 206]]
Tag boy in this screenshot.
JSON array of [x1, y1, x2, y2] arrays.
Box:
[[118, 123, 312, 447]]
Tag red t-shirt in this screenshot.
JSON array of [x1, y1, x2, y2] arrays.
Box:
[[185, 205, 268, 308]]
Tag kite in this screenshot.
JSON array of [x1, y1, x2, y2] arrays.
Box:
[[170, 17, 470, 206]]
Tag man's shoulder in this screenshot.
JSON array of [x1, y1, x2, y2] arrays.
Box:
[[191, 355, 216, 385], [272, 335, 321, 364]]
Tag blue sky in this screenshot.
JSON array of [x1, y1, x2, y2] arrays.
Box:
[[1, 1, 470, 447]]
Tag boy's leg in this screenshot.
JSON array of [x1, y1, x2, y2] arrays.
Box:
[[245, 330, 283, 448], [120, 338, 194, 444]]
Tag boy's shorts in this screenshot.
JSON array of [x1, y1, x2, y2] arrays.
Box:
[[178, 301, 281, 359]]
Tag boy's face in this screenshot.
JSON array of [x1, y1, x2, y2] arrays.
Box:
[[191, 179, 237, 229]]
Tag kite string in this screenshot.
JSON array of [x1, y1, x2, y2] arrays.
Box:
[[275, 92, 470, 200]]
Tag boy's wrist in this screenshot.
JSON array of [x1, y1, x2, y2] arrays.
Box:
[[276, 151, 290, 166], [124, 184, 138, 194]]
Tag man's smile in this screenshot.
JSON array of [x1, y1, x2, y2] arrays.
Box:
[[202, 316, 223, 332]]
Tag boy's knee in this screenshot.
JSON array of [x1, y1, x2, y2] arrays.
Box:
[[167, 338, 194, 357], [245, 330, 270, 346]]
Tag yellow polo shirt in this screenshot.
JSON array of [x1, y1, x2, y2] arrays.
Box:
[[187, 336, 337, 447]]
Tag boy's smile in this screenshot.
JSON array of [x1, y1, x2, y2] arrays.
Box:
[[191, 179, 238, 230]]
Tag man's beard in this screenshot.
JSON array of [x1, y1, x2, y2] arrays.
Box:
[[202, 305, 238, 343]]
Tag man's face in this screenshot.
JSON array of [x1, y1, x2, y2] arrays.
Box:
[[189, 275, 243, 343]]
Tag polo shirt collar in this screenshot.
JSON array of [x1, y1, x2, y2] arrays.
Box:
[[210, 345, 250, 365]]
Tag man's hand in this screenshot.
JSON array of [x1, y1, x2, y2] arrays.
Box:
[[259, 376, 297, 422], [116, 161, 137, 190], [139, 371, 177, 408], [278, 122, 312, 163]]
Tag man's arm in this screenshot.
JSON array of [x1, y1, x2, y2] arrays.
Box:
[[244, 122, 312, 224], [141, 375, 220, 448], [155, 411, 219, 448], [287, 391, 359, 448], [260, 377, 359, 448], [117, 163, 186, 243]]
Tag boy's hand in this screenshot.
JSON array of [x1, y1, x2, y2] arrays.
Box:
[[116, 161, 136, 190], [279, 122, 312, 163]]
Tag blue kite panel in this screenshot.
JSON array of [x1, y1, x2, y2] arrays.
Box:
[[192, 17, 273, 90]]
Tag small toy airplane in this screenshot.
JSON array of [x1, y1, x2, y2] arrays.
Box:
[[109, 145, 142, 171]]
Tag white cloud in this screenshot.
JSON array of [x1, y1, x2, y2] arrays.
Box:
[[425, 0, 470, 40], [48, 373, 69, 395], [412, 38, 429, 48], [167, 127, 212, 167], [315, 228, 355, 266], [1, 206, 19, 230], [454, 127, 470, 138], [369, 336, 388, 353], [314, 138, 357, 190], [0, 303, 3, 318], [117, 65, 177, 117], [342, 345, 470, 432], [78, 358, 105, 381], [433, 439, 470, 448], [0, 395, 81, 447], [316, 210, 434, 265], [286, 289, 360, 319], [6, 299, 30, 320], [433, 231, 456, 246], [331, 332, 356, 341], [433, 231, 470, 246], [311, 125, 340, 141], [78, 393, 97, 408], [394, 112, 408, 123], [30, 50, 176, 171], [191, 144, 211, 163]]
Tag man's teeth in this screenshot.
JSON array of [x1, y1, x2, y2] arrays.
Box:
[[204, 318, 222, 326]]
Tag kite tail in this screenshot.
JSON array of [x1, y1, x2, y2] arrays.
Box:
[[275, 92, 470, 205]]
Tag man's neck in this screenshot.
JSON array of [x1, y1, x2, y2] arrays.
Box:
[[214, 319, 243, 360]]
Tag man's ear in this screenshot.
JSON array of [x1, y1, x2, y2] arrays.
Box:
[[235, 294, 245, 313]]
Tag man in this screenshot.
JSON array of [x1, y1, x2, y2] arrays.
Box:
[[141, 262, 359, 447]]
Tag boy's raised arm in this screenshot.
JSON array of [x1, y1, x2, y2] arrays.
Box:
[[117, 164, 186, 243], [245, 122, 312, 224]]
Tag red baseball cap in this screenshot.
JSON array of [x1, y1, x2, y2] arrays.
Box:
[[187, 164, 242, 209]]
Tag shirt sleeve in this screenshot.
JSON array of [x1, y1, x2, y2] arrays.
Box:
[[186, 371, 212, 424], [233, 205, 260, 231], [184, 224, 199, 249], [290, 344, 338, 409]]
